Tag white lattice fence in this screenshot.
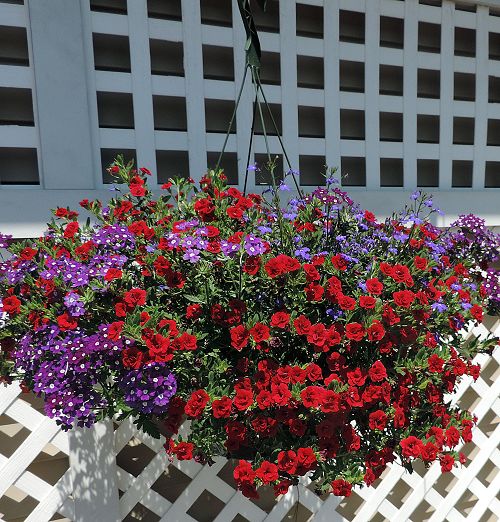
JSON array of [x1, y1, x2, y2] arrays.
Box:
[[0, 316, 499, 522]]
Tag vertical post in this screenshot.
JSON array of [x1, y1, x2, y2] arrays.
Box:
[[279, 0, 300, 179], [439, 0, 455, 189], [473, 5, 489, 190], [26, 0, 95, 189], [127, 0, 157, 175], [324, 1, 341, 174], [403, 0, 418, 191], [181, 0, 207, 185], [365, 0, 381, 189], [69, 419, 121, 522]]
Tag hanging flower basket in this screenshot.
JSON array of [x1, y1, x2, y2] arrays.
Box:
[[0, 160, 499, 499]]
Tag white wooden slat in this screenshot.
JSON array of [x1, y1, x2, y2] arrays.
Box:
[[24, 471, 73, 522], [0, 416, 59, 498], [0, 384, 21, 414]]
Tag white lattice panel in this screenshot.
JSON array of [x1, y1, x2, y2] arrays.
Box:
[[1, 316, 498, 522]]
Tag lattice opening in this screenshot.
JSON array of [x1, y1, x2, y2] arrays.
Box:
[[418, 22, 441, 53], [156, 150, 189, 183], [455, 27, 475, 57], [97, 92, 134, 129], [341, 156, 366, 186], [147, 0, 181, 21], [203, 44, 234, 81], [477, 458, 497, 488], [488, 76, 500, 102], [299, 155, 326, 186], [433, 469, 459, 498], [261, 51, 281, 86], [186, 489, 226, 521], [296, 3, 323, 39], [93, 33, 131, 73], [101, 148, 136, 183], [252, 0, 279, 34], [385, 476, 413, 510], [217, 459, 237, 488], [340, 109, 365, 141], [339, 10, 365, 44], [206, 151, 238, 185], [479, 354, 500, 386], [487, 119, 500, 146], [254, 103, 282, 136], [454, 72, 475, 101], [411, 499, 435, 521], [380, 112, 403, 142], [231, 515, 250, 522], [340, 60, 364, 93], [456, 488, 478, 517], [116, 437, 158, 478], [150, 40, 183, 77], [380, 158, 404, 187], [489, 32, 500, 60], [0, 87, 34, 126], [452, 160, 473, 188], [0, 413, 30, 459], [254, 153, 283, 186], [205, 99, 236, 133], [417, 114, 440, 144], [297, 55, 323, 89], [453, 116, 475, 145], [298, 106, 324, 138], [25, 443, 69, 486], [200, 0, 232, 28], [417, 159, 439, 187], [380, 16, 404, 49], [0, 147, 39, 185], [477, 409, 499, 438], [0, 485, 39, 522], [417, 69, 440, 99], [284, 502, 313, 522], [151, 464, 193, 503], [0, 25, 29, 66], [153, 95, 187, 131], [459, 386, 482, 412], [335, 489, 365, 520], [123, 502, 161, 522], [90, 0, 127, 14], [478, 509, 497, 522], [379, 64, 403, 96]]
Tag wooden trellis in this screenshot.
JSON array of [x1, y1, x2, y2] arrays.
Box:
[[1, 316, 499, 522]]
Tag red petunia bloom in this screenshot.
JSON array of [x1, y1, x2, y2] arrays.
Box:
[[124, 288, 147, 308], [230, 325, 249, 351], [212, 396, 232, 418], [250, 322, 270, 343], [185, 390, 210, 418], [2, 295, 21, 315], [368, 361, 387, 382], [122, 346, 144, 369], [428, 354, 445, 373], [270, 311, 289, 328], [104, 268, 122, 282], [393, 290, 415, 308], [57, 313, 77, 331], [129, 175, 146, 197], [63, 221, 79, 239], [400, 436, 423, 458], [369, 410, 387, 430], [345, 322, 365, 341], [256, 461, 279, 484]]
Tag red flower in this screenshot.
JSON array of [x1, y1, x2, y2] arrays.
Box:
[[2, 295, 21, 315], [305, 282, 324, 301], [63, 221, 79, 238], [264, 256, 284, 278], [57, 313, 77, 331], [294, 315, 311, 335], [194, 197, 216, 222], [306, 323, 328, 348], [243, 256, 261, 275], [296, 447, 317, 472], [212, 396, 232, 418], [185, 390, 210, 418], [274, 480, 292, 497], [359, 295, 376, 309], [400, 436, 423, 458], [331, 479, 352, 497], [234, 389, 253, 410], [420, 442, 438, 462], [321, 390, 341, 413], [233, 460, 255, 484], [470, 304, 483, 322], [122, 346, 144, 369], [124, 288, 147, 308], [230, 325, 249, 351], [301, 386, 324, 408], [440, 454, 455, 472], [366, 278, 383, 295], [255, 461, 279, 484], [368, 410, 387, 430], [107, 321, 124, 341], [428, 354, 445, 373], [393, 290, 415, 308], [337, 294, 356, 311], [414, 256, 428, 270], [331, 254, 348, 271], [104, 268, 122, 282], [176, 332, 197, 351], [270, 311, 289, 328], [146, 333, 172, 361], [186, 304, 203, 320], [154, 256, 171, 276], [129, 176, 146, 197], [367, 320, 385, 341], [277, 450, 297, 474], [368, 361, 387, 382], [20, 247, 37, 260], [250, 322, 270, 343], [347, 368, 366, 386], [345, 322, 365, 341], [364, 210, 376, 223]]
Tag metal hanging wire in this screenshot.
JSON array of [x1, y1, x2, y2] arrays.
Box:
[[213, 0, 303, 198]]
